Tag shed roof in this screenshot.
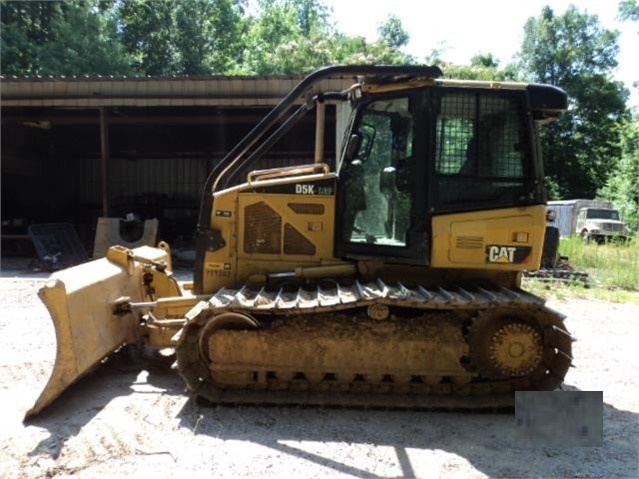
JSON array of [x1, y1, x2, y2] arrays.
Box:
[[0, 74, 355, 108]]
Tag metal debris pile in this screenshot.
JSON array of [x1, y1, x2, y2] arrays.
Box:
[[524, 257, 590, 287]]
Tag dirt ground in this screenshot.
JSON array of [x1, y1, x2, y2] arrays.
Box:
[[0, 266, 637, 479]]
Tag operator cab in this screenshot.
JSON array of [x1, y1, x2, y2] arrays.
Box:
[[336, 82, 550, 265]]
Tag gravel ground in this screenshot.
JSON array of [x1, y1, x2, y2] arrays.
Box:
[[0, 264, 637, 479]]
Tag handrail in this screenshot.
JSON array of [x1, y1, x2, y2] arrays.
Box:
[[247, 163, 331, 184]]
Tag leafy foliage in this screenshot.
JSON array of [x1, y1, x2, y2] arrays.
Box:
[[443, 53, 519, 81], [236, 0, 414, 74], [377, 14, 409, 49], [518, 6, 629, 200], [237, 0, 332, 75], [619, 0, 639, 23], [116, 0, 245, 75], [598, 115, 639, 230], [0, 0, 132, 75], [1, 0, 415, 76]]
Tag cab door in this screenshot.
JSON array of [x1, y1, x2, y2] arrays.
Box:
[[335, 92, 429, 264]]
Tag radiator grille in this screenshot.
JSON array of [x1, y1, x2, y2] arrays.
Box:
[[284, 223, 316, 255], [602, 223, 622, 232], [244, 202, 281, 254], [288, 203, 325, 215], [455, 236, 484, 249]]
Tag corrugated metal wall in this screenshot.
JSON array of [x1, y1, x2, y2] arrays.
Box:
[[72, 156, 209, 205], [110, 156, 208, 201], [548, 204, 577, 237]]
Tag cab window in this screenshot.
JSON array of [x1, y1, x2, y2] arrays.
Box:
[[340, 96, 413, 247], [435, 91, 533, 208]]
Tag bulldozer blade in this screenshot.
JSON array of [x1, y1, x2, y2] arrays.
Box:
[[25, 247, 167, 419]]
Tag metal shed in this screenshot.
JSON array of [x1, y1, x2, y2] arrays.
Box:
[[1, 74, 354, 255]]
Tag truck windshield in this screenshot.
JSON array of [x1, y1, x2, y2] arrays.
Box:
[[586, 209, 620, 220]]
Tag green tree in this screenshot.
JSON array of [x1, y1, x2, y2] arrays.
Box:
[[1, 0, 131, 76], [442, 53, 519, 81], [330, 33, 414, 66], [38, 1, 132, 76], [377, 14, 409, 49], [619, 0, 639, 24], [239, 0, 332, 74], [598, 115, 639, 230], [0, 1, 54, 74], [597, 0, 639, 230], [330, 14, 413, 67], [239, 0, 416, 74], [118, 0, 180, 75], [294, 0, 330, 37], [618, 0, 639, 97], [116, 0, 245, 75], [175, 0, 246, 74], [519, 6, 628, 199], [1, 0, 420, 77]]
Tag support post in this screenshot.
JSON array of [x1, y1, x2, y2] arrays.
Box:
[[314, 100, 325, 164], [99, 108, 110, 217]]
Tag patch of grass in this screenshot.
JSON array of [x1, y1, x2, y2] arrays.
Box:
[[559, 236, 639, 291], [524, 236, 639, 304]]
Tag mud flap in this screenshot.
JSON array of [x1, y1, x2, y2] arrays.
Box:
[[25, 246, 170, 419]]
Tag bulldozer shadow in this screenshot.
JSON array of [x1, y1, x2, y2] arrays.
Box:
[[24, 343, 183, 459], [173, 383, 637, 479], [21, 360, 638, 478]]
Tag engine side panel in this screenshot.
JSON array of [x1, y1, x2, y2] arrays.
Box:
[[430, 205, 546, 270], [198, 178, 339, 294]]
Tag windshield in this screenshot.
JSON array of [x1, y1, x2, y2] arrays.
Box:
[[586, 209, 620, 220]]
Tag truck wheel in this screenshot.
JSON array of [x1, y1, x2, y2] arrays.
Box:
[[580, 230, 591, 244]]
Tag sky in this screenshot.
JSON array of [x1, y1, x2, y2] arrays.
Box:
[[321, 0, 639, 108]]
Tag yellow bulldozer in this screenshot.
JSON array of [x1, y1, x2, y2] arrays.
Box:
[[27, 65, 573, 418]]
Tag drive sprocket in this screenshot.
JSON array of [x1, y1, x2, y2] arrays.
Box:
[[468, 307, 572, 390]]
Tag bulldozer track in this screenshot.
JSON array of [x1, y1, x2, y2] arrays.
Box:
[[195, 279, 547, 313], [175, 280, 573, 411]]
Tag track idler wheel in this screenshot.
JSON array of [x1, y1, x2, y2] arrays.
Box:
[[176, 307, 259, 393]]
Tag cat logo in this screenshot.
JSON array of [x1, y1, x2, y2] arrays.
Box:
[[488, 245, 516, 263], [486, 245, 531, 264]]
